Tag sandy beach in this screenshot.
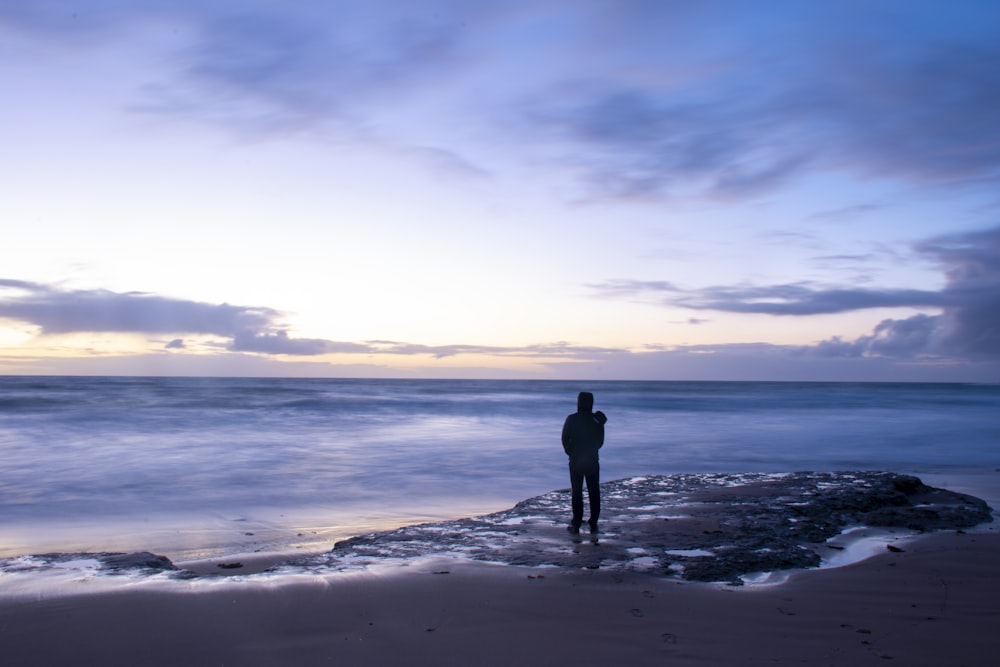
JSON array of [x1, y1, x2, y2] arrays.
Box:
[[2, 529, 998, 666]]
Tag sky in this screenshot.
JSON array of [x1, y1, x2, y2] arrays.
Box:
[[1, 0, 999, 381]]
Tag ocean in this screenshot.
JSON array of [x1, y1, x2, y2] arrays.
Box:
[[1, 377, 998, 566]]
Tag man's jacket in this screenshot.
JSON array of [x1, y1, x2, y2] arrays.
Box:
[[562, 410, 605, 465]]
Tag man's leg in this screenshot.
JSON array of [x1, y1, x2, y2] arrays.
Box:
[[569, 462, 584, 532], [584, 465, 601, 532]]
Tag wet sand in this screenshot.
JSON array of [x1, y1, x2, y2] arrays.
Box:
[[2, 530, 998, 666]]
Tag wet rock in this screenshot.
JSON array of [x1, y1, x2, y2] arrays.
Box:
[[100, 551, 178, 573], [4, 551, 181, 575]]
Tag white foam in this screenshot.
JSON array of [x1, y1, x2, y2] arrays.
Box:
[[628, 556, 660, 571], [740, 570, 793, 586], [53, 558, 102, 571], [739, 528, 914, 587], [819, 526, 912, 569], [497, 517, 526, 525], [666, 549, 714, 558]]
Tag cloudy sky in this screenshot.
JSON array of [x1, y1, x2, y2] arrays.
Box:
[[1, 1, 998, 381]]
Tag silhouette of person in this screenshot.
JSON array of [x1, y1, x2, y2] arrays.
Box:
[[562, 391, 607, 534]]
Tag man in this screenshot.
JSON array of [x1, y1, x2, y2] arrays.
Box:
[[561, 391, 607, 534]]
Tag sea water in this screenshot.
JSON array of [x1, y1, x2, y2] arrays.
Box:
[[1, 377, 998, 562]]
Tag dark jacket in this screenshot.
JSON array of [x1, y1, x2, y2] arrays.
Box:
[[562, 409, 605, 466]]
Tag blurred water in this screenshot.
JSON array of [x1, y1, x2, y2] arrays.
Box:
[[1, 377, 998, 559]]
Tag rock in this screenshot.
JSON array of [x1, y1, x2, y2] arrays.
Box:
[[100, 552, 177, 573]]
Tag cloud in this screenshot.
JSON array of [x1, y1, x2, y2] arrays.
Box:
[[913, 225, 1000, 357], [814, 315, 941, 359], [525, 82, 810, 200], [5, 2, 997, 199], [0, 0, 488, 148], [359, 340, 621, 360], [595, 280, 947, 316], [11, 0, 500, 179], [231, 330, 370, 356], [516, 3, 1000, 200], [594, 225, 1000, 360], [159, 5, 470, 134], [0, 279, 624, 362], [407, 146, 492, 181], [814, 226, 1000, 360], [808, 204, 887, 224], [0, 279, 275, 335]]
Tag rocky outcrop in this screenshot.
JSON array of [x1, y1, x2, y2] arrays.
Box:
[[1, 551, 179, 576], [99, 551, 177, 573]]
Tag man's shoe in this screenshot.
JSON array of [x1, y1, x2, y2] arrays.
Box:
[[567, 524, 580, 535]]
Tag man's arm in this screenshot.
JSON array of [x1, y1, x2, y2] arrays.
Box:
[[561, 416, 572, 455]]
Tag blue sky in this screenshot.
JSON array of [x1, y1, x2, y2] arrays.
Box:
[[1, 1, 998, 380]]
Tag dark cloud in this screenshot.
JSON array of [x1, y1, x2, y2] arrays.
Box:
[[911, 226, 1000, 357], [812, 227, 1000, 359], [0, 280, 275, 335], [676, 285, 947, 316], [231, 330, 370, 356], [814, 315, 941, 359], [591, 279, 945, 315], [165, 338, 185, 349]]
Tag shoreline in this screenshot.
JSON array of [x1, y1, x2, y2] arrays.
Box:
[[2, 470, 995, 596], [2, 467, 995, 566], [2, 530, 998, 666]]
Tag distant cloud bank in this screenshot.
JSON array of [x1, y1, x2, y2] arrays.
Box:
[[593, 226, 1000, 361], [2, 227, 998, 375], [0, 278, 623, 362]]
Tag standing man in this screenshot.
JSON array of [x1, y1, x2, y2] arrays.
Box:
[[562, 391, 607, 534]]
